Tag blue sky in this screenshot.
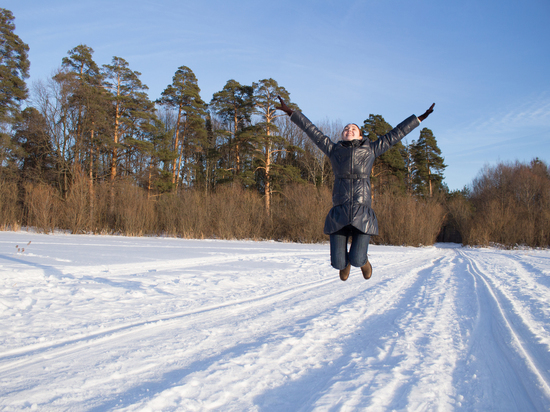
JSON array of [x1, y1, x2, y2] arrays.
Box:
[[4, 0, 550, 190]]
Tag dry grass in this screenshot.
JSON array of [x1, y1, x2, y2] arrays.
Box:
[[9, 160, 548, 248], [23, 183, 60, 233], [465, 161, 550, 247], [373, 192, 445, 246], [0, 180, 21, 230], [271, 184, 331, 243], [4, 181, 448, 245]]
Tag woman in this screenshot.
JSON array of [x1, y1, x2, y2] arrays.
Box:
[[276, 97, 434, 281]]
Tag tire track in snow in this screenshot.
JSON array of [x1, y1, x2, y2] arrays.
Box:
[[57, 250, 327, 278], [0, 247, 444, 411], [0, 247, 437, 369], [6, 241, 548, 411], [0, 274, 336, 370], [1, 271, 344, 407], [456, 249, 550, 411], [298, 249, 465, 411], [122, 249, 449, 411], [477, 250, 550, 347]]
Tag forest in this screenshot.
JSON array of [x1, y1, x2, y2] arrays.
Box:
[[1, 8, 549, 248]]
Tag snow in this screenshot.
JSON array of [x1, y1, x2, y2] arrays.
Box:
[[1, 231, 550, 411]]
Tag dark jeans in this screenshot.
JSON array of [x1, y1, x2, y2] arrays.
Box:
[[329, 225, 370, 270]]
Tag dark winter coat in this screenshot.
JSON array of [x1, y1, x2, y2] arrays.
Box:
[[290, 111, 420, 235]]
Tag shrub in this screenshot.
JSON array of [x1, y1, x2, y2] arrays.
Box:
[[23, 182, 60, 233], [374, 191, 445, 246], [272, 184, 331, 243], [113, 179, 156, 236], [0, 180, 21, 229], [62, 174, 92, 233], [468, 160, 550, 247]]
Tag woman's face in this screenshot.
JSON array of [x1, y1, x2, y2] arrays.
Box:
[[342, 124, 362, 141]]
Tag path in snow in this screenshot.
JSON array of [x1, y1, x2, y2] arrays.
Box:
[[1, 232, 549, 411]]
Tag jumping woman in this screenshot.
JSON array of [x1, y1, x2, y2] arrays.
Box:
[[276, 97, 434, 281]]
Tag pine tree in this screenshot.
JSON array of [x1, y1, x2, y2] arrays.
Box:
[[59, 44, 104, 167], [102, 56, 158, 218], [179, 107, 208, 188], [0, 9, 29, 124], [252, 78, 298, 214], [362, 114, 406, 196], [210, 79, 254, 179], [56, 44, 110, 219], [400, 140, 415, 194], [411, 127, 446, 197], [199, 114, 220, 193], [102, 57, 155, 186], [13, 107, 54, 183], [144, 114, 178, 195], [157, 66, 206, 189], [0, 8, 30, 173]]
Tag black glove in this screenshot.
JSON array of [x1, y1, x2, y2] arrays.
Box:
[[276, 96, 293, 116], [418, 103, 435, 122]]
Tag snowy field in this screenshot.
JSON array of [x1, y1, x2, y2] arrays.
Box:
[[1, 231, 550, 412]]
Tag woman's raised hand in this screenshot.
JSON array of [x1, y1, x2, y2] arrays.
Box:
[[276, 96, 293, 116], [418, 103, 435, 122]]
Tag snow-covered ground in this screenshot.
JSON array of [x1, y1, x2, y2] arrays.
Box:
[[1, 231, 549, 412]]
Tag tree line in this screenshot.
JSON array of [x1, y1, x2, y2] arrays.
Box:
[[1, 8, 548, 248]]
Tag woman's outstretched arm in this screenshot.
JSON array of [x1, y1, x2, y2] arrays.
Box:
[[276, 96, 335, 156]]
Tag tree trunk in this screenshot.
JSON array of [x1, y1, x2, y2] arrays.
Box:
[[171, 108, 182, 186], [147, 163, 152, 200], [264, 122, 272, 215], [110, 98, 120, 212], [428, 160, 433, 197], [234, 111, 240, 175], [265, 140, 271, 215], [89, 128, 95, 226]]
